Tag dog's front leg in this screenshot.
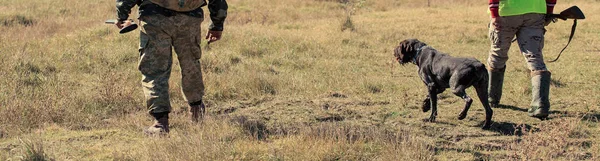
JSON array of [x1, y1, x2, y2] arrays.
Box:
[[426, 83, 438, 122], [419, 70, 433, 113]]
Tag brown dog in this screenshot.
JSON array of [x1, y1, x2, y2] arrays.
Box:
[[394, 39, 493, 129]]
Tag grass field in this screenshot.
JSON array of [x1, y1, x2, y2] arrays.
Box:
[[1, 0, 600, 160]]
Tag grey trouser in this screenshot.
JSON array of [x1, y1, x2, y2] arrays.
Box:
[[488, 13, 547, 71], [138, 13, 205, 114]]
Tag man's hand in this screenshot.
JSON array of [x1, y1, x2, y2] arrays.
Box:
[[115, 20, 132, 29], [205, 30, 222, 43], [491, 17, 502, 30], [544, 14, 557, 26]]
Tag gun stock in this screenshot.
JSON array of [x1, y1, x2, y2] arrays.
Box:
[[550, 6, 585, 21]]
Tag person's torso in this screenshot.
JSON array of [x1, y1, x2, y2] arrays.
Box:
[[146, 0, 206, 12], [499, 0, 546, 16]]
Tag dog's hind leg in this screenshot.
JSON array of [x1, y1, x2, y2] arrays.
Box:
[[452, 85, 473, 120], [475, 83, 493, 129]]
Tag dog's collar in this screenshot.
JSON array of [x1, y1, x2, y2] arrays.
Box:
[[413, 45, 429, 64]]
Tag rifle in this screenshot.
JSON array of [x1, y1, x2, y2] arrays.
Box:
[[546, 6, 586, 62], [105, 19, 138, 34]]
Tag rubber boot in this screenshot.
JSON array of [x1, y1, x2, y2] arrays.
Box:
[[190, 100, 205, 122], [488, 67, 505, 108], [528, 70, 551, 119], [144, 112, 169, 136]]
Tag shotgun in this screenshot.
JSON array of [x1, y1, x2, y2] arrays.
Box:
[[545, 6, 586, 62], [547, 6, 586, 22], [105, 19, 138, 34]]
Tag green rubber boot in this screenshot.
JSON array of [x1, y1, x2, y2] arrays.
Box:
[[488, 67, 505, 108], [528, 70, 551, 119]]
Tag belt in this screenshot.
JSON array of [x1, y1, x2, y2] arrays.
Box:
[[139, 3, 203, 18]]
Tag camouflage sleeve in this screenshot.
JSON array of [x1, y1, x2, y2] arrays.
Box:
[[116, 0, 138, 21], [207, 0, 228, 31]]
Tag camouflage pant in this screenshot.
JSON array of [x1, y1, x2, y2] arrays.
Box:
[[488, 13, 547, 71], [138, 13, 205, 114]]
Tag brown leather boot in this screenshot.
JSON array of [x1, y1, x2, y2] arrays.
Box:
[[190, 101, 205, 122], [144, 112, 169, 136]]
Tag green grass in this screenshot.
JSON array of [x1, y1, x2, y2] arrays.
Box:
[[2, 0, 600, 160]]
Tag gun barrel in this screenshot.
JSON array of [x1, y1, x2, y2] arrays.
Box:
[[105, 19, 117, 24]]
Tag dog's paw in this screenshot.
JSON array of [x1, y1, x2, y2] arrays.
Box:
[[457, 114, 466, 120], [481, 122, 492, 129], [423, 116, 436, 122], [422, 118, 433, 122]]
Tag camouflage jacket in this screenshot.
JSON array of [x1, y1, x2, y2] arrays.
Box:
[[116, 0, 228, 31]]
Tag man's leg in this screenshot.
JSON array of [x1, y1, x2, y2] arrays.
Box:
[[487, 16, 518, 107], [171, 14, 206, 122], [139, 14, 174, 134], [517, 14, 547, 71], [517, 13, 551, 119]]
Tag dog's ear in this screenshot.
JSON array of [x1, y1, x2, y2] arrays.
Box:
[[394, 43, 403, 58], [402, 40, 414, 54], [403, 39, 422, 53], [395, 40, 414, 64], [394, 41, 404, 63]]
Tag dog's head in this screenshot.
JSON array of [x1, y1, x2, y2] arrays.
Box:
[[394, 39, 427, 65]]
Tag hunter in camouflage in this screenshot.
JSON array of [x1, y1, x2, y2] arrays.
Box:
[[115, 0, 228, 135]]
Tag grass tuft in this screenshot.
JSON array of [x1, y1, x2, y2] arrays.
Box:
[[230, 116, 269, 140], [18, 138, 52, 161], [240, 47, 266, 57], [256, 77, 278, 95], [341, 15, 356, 32], [365, 83, 383, 94], [1, 14, 35, 27], [229, 56, 242, 65]]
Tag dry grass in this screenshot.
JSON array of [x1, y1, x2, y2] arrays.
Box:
[[2, 0, 600, 160]]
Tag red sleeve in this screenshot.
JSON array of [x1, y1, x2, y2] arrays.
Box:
[[489, 0, 500, 18], [546, 0, 557, 14]]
